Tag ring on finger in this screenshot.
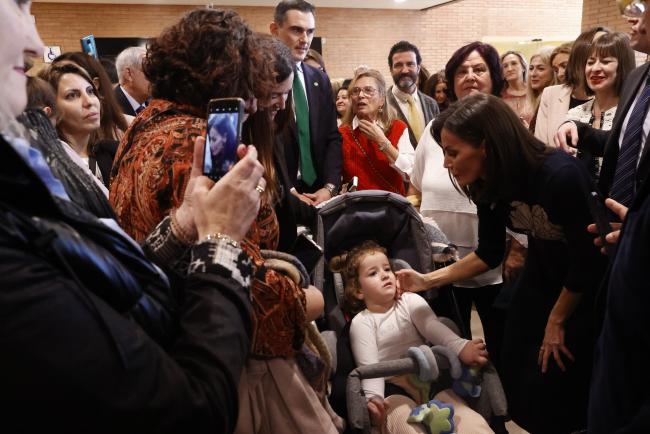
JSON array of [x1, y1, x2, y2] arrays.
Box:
[[255, 184, 265, 194]]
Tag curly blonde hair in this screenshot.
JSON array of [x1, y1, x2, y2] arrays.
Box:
[[329, 241, 389, 315]]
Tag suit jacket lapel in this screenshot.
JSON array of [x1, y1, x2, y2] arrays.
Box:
[[614, 63, 650, 140], [417, 90, 433, 124], [301, 63, 320, 145]]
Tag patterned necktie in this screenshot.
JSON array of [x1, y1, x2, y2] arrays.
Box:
[[610, 76, 650, 206], [406, 94, 423, 141], [292, 69, 317, 186]]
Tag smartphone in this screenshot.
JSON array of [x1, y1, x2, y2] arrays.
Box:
[[203, 98, 244, 181], [291, 233, 324, 274], [80, 35, 98, 59], [587, 191, 612, 256]]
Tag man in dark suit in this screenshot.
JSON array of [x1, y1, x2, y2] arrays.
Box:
[[386, 41, 439, 148], [114, 46, 150, 117], [271, 0, 342, 205], [555, 1, 650, 208], [556, 2, 650, 430]]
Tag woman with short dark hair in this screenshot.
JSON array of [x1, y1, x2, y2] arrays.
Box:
[[444, 41, 504, 102], [567, 31, 636, 180], [399, 93, 606, 434], [535, 27, 611, 145]]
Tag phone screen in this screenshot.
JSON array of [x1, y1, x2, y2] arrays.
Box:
[[80, 35, 98, 59], [203, 98, 244, 181]]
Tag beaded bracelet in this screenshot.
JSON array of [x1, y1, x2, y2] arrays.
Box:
[[203, 232, 240, 248], [170, 209, 195, 246]]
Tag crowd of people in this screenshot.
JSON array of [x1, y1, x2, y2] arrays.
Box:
[[2, 0, 650, 433]]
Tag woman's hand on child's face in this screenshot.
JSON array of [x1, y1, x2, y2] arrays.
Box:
[[395, 269, 428, 293], [459, 338, 489, 366], [367, 397, 389, 427]]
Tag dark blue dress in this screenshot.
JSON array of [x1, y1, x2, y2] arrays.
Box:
[[476, 151, 606, 434]]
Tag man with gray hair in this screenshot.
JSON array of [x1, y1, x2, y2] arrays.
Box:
[[114, 46, 150, 116]]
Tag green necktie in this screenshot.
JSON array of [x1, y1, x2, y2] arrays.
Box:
[[293, 70, 317, 186]]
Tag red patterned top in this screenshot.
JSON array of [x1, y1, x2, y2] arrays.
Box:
[[109, 99, 206, 241], [339, 120, 408, 195], [110, 99, 307, 358]]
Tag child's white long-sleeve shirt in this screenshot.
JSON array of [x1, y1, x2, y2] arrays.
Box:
[[350, 292, 468, 399]]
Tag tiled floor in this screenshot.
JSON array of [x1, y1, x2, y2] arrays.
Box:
[[470, 308, 529, 434]]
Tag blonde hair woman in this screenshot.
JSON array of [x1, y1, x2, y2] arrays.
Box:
[[526, 46, 556, 131], [339, 69, 415, 195]]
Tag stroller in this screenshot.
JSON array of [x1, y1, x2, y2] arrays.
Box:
[[313, 190, 508, 433]]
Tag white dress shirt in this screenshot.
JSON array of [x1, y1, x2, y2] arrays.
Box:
[[120, 85, 143, 113]]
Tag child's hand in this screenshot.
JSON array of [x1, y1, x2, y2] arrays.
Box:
[[367, 397, 389, 427], [394, 276, 403, 301], [459, 338, 488, 366]]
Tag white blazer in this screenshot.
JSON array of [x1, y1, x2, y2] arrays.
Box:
[[534, 84, 573, 147]]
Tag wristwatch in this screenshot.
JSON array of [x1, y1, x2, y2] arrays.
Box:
[[324, 183, 337, 197]]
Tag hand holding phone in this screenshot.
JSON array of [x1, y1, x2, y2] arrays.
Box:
[[80, 35, 98, 59], [203, 98, 244, 181], [587, 191, 613, 256]]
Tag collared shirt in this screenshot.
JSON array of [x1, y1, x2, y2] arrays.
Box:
[[391, 85, 425, 135], [120, 85, 143, 113], [351, 116, 415, 178], [618, 72, 650, 166]]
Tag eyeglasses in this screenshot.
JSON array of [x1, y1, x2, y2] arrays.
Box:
[[618, 0, 646, 18], [350, 86, 378, 97]]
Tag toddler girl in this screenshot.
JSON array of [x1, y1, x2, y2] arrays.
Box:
[[341, 241, 494, 434]]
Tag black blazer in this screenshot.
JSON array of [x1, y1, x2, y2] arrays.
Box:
[[576, 62, 650, 198], [284, 63, 342, 192], [114, 85, 137, 117], [273, 132, 317, 252]]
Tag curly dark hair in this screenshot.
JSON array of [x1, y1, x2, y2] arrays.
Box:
[[144, 8, 276, 110]]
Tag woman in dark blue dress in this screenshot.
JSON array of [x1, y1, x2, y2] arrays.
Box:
[[397, 93, 606, 434]]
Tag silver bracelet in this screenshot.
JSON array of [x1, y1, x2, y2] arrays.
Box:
[[203, 233, 240, 248]]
